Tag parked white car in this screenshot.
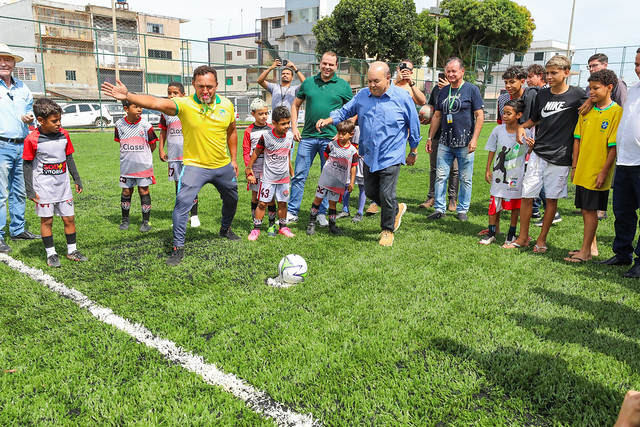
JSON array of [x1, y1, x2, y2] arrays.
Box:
[[61, 103, 113, 127], [142, 109, 161, 125]]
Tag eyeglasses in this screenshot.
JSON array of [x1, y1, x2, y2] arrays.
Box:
[[586, 63, 603, 70]]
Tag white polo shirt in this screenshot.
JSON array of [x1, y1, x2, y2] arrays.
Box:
[[616, 82, 640, 166]]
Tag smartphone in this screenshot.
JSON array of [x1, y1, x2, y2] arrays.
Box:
[[282, 59, 289, 66]]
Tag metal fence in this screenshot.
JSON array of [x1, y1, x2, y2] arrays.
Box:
[[472, 44, 639, 120], [1, 14, 440, 129]]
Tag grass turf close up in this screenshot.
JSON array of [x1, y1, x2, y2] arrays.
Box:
[[1, 124, 639, 425]]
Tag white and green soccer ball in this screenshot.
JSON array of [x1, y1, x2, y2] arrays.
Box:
[[278, 254, 308, 284]]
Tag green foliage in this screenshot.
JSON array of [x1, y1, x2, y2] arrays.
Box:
[[419, 0, 535, 68], [313, 0, 424, 64]]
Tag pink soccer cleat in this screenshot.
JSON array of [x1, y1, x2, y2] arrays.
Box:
[[278, 227, 295, 237], [248, 229, 261, 241]]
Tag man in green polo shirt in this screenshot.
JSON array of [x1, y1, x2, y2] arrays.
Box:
[[288, 51, 353, 225]]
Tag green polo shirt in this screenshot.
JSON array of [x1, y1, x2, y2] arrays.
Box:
[[297, 73, 353, 139]]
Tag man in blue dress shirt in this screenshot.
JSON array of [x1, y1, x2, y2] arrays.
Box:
[[317, 61, 421, 246], [0, 43, 40, 252]]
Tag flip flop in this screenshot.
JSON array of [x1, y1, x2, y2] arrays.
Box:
[[533, 244, 548, 253], [503, 242, 524, 249], [564, 254, 591, 263]]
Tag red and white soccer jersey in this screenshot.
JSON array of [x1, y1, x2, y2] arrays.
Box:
[[115, 117, 158, 178], [23, 127, 74, 203], [317, 140, 358, 195], [242, 123, 272, 176], [159, 113, 183, 162], [256, 129, 293, 184]]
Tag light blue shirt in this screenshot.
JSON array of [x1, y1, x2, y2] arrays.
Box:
[[0, 77, 34, 139], [330, 84, 421, 173]]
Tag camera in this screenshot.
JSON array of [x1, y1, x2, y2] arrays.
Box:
[[282, 59, 289, 66], [398, 62, 411, 71]]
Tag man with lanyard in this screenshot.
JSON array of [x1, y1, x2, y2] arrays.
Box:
[[316, 61, 421, 246], [102, 65, 241, 266], [0, 43, 40, 253], [257, 58, 305, 110], [287, 51, 353, 226], [426, 57, 484, 221]]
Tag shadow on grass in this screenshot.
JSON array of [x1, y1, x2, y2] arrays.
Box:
[[431, 336, 620, 426]]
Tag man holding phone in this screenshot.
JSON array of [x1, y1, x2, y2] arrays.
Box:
[[257, 58, 306, 111], [0, 43, 40, 252]]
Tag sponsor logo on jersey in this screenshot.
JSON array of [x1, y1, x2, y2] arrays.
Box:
[[42, 162, 66, 175], [169, 128, 182, 135], [270, 153, 288, 161], [122, 143, 146, 151], [540, 101, 571, 118], [332, 160, 348, 171]]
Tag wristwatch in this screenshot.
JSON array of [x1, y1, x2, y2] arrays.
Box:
[[409, 81, 416, 87], [408, 152, 417, 157]]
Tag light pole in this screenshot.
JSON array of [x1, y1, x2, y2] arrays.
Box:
[[111, 0, 119, 80], [429, 2, 449, 86], [566, 0, 576, 58]]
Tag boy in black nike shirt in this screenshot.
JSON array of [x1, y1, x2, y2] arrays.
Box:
[[505, 55, 587, 253]]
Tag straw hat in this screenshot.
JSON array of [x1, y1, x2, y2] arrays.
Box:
[[0, 43, 24, 63]]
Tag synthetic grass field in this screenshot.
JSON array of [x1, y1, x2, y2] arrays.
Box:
[[1, 123, 639, 425]]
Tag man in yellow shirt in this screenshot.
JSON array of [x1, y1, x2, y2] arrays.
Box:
[[102, 66, 241, 266]]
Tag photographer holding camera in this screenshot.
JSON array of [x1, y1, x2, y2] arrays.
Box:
[[394, 59, 426, 106], [257, 58, 306, 111]]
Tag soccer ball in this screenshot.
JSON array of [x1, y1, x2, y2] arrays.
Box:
[[419, 104, 434, 124], [278, 254, 308, 284]]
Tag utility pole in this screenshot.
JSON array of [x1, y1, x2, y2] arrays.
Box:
[[429, 2, 450, 86], [111, 0, 119, 80]]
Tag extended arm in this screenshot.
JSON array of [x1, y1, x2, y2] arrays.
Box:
[[102, 79, 177, 115], [257, 60, 280, 90]]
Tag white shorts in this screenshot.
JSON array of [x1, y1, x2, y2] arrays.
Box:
[[259, 182, 290, 203], [119, 176, 156, 188], [249, 176, 261, 193], [35, 199, 74, 217], [355, 156, 364, 186], [315, 185, 342, 202], [521, 152, 570, 199], [168, 161, 183, 182]]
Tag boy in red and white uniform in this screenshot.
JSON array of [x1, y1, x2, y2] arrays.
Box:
[[242, 98, 278, 235], [115, 99, 157, 232], [245, 106, 294, 240], [306, 120, 358, 235], [23, 98, 86, 267], [158, 82, 200, 227]]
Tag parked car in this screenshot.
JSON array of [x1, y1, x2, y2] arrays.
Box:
[[142, 109, 161, 125], [61, 103, 113, 128], [104, 103, 125, 123]]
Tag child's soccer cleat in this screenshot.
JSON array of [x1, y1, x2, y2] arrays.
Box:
[[317, 214, 329, 227], [306, 221, 316, 235], [119, 218, 130, 230], [47, 254, 61, 268], [278, 227, 295, 237], [479, 235, 496, 245], [190, 215, 201, 228], [248, 229, 261, 241], [329, 223, 343, 234], [67, 250, 89, 262], [352, 213, 364, 223], [140, 221, 151, 232], [267, 224, 277, 237]]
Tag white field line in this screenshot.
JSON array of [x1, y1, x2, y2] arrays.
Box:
[[0, 254, 319, 427]]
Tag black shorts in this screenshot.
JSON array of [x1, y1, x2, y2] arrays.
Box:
[[575, 185, 609, 211]]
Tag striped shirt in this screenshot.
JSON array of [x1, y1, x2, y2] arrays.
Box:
[[115, 117, 158, 178], [256, 129, 293, 184], [159, 113, 183, 162]]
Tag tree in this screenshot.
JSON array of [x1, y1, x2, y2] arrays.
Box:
[[418, 0, 535, 69], [313, 0, 424, 65]]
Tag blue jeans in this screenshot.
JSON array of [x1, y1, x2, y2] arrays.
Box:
[[0, 140, 26, 238], [434, 145, 474, 213], [288, 137, 329, 216]]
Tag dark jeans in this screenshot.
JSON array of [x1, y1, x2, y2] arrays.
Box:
[[428, 138, 459, 200], [364, 162, 401, 232], [612, 165, 640, 262]]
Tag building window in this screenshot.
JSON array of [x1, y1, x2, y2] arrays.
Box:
[[146, 23, 164, 34], [293, 41, 300, 52], [226, 77, 233, 86], [226, 51, 232, 61], [148, 49, 172, 60], [534, 52, 544, 61], [236, 51, 241, 56], [13, 66, 37, 81], [65, 70, 77, 81], [272, 18, 281, 29], [237, 76, 242, 81], [486, 75, 493, 84], [246, 50, 256, 60], [147, 73, 181, 85], [514, 53, 524, 62]]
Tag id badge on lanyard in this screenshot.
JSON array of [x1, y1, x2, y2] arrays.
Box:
[[447, 114, 453, 124]]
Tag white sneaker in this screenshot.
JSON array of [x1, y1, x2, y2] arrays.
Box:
[[190, 215, 201, 228], [479, 235, 496, 245], [317, 214, 329, 227], [286, 212, 299, 224]]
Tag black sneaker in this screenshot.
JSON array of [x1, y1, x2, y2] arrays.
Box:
[[306, 221, 316, 235], [0, 237, 11, 253], [140, 221, 151, 232], [119, 218, 130, 230], [10, 230, 40, 240], [329, 223, 343, 234], [67, 250, 88, 262], [47, 254, 61, 268], [457, 212, 468, 221], [427, 211, 445, 220], [167, 246, 184, 266], [220, 228, 241, 241]]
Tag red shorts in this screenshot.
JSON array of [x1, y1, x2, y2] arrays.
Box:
[[488, 196, 521, 215]]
